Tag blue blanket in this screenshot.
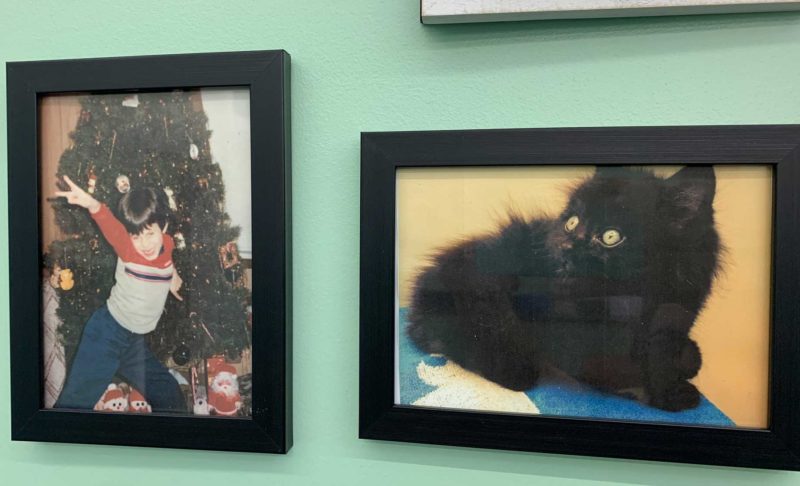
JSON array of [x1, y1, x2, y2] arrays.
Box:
[[398, 308, 734, 426]]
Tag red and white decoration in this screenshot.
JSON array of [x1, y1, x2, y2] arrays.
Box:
[[128, 388, 152, 413], [207, 357, 242, 416], [94, 384, 128, 412]]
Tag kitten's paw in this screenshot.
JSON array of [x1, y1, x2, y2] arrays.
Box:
[[649, 382, 700, 412]]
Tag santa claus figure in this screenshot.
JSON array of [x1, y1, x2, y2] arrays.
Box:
[[94, 384, 128, 412], [128, 388, 152, 413], [208, 362, 242, 416]]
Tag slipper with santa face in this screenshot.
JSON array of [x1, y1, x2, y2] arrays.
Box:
[[94, 384, 128, 412]]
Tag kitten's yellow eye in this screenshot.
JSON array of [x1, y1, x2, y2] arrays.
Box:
[[565, 216, 579, 232], [600, 229, 624, 248]]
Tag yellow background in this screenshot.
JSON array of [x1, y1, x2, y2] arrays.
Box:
[[397, 166, 772, 428]]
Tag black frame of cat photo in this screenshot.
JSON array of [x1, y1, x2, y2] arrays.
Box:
[[7, 50, 292, 453], [359, 126, 800, 470]]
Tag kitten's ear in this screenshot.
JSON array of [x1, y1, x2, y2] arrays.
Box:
[[663, 166, 716, 225]]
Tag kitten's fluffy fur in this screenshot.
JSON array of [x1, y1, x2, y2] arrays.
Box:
[[407, 166, 719, 411]]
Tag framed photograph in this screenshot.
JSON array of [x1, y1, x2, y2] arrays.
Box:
[[421, 0, 800, 24], [360, 126, 800, 469], [7, 50, 291, 453]]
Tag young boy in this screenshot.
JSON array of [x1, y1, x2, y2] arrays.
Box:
[[54, 175, 186, 412]]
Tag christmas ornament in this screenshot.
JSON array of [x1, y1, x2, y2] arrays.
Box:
[[49, 264, 62, 289], [128, 388, 152, 413], [219, 241, 243, 285], [219, 241, 240, 269], [172, 344, 191, 366], [189, 143, 199, 160], [79, 110, 91, 123], [89, 238, 99, 251], [197, 177, 209, 189], [93, 383, 128, 412], [121, 94, 140, 108], [59, 268, 74, 291], [207, 357, 242, 416], [164, 187, 178, 211], [174, 232, 186, 250], [86, 171, 97, 194], [115, 174, 130, 193]]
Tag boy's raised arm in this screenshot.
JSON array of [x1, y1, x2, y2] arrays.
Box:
[[54, 175, 101, 213], [55, 175, 131, 257]]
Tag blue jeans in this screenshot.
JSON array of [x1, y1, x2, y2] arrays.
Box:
[[55, 305, 186, 412]]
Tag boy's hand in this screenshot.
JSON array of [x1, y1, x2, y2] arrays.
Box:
[[171, 272, 183, 301], [55, 175, 101, 213]]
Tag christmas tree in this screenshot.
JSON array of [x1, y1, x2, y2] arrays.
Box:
[[46, 91, 251, 375]]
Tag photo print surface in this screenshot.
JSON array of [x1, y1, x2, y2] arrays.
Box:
[[396, 165, 771, 428], [40, 89, 253, 417]]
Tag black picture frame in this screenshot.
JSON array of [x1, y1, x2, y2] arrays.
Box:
[[360, 126, 800, 470], [7, 50, 291, 453]]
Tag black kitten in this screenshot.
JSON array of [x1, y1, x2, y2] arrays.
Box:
[[407, 166, 720, 411]]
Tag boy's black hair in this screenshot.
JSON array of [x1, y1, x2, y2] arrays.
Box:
[[118, 187, 170, 235]]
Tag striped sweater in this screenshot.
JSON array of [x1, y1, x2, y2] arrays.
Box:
[[92, 205, 174, 334]]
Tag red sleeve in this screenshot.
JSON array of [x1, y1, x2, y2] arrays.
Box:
[[91, 204, 135, 259], [163, 233, 174, 256]]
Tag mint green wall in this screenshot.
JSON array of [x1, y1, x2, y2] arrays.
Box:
[[2, 1, 800, 484]]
